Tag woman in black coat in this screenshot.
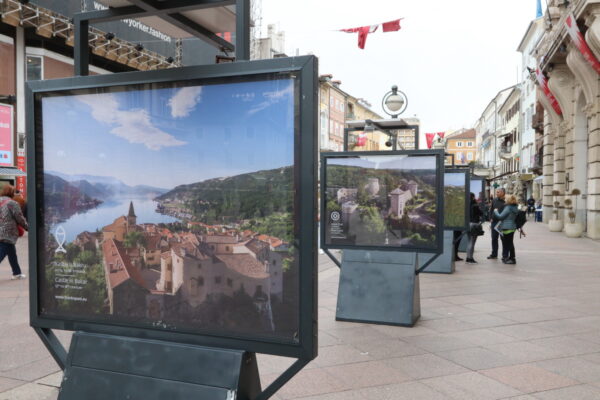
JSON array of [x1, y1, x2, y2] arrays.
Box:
[[466, 192, 483, 264]]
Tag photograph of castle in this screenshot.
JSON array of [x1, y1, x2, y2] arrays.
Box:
[[444, 172, 468, 229], [37, 77, 300, 341], [324, 154, 439, 249]]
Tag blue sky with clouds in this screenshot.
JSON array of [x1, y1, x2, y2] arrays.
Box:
[[42, 78, 295, 188], [445, 172, 466, 187]]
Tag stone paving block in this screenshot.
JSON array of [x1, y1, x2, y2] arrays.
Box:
[[369, 324, 437, 338], [456, 313, 516, 329], [0, 383, 58, 400], [532, 384, 600, 399], [436, 347, 518, 371], [260, 369, 346, 400], [490, 324, 558, 341], [483, 341, 563, 364], [356, 381, 447, 400], [326, 326, 393, 344], [481, 364, 578, 393], [403, 333, 476, 353], [421, 371, 522, 399], [463, 302, 516, 313], [311, 344, 372, 368], [289, 391, 366, 400], [529, 335, 600, 357], [534, 356, 600, 383], [445, 328, 517, 347], [0, 357, 61, 382], [418, 317, 480, 333], [0, 377, 25, 393], [323, 360, 410, 390], [34, 372, 62, 388], [349, 338, 426, 360], [383, 354, 469, 380]]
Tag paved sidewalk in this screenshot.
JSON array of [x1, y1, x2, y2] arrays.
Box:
[[2, 222, 600, 399]]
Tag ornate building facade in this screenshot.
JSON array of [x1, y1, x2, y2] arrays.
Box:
[[534, 0, 600, 238]]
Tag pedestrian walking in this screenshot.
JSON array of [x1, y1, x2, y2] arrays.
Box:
[[494, 194, 519, 265], [466, 192, 483, 264], [0, 185, 28, 279], [488, 188, 506, 259]]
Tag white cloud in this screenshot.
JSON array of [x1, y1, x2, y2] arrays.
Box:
[[247, 84, 293, 116], [168, 87, 203, 118], [77, 93, 186, 151]]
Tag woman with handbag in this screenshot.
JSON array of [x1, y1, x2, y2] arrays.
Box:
[[466, 192, 483, 264], [0, 185, 28, 279]]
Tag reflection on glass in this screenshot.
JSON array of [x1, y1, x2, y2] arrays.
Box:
[[26, 56, 42, 81], [37, 77, 299, 342], [324, 154, 439, 249]]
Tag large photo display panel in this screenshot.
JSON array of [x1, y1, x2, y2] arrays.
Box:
[[322, 151, 443, 252], [29, 59, 317, 357], [444, 169, 470, 230], [470, 177, 485, 203]]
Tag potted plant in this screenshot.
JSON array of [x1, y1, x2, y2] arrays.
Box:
[[548, 190, 564, 232], [564, 189, 584, 237]]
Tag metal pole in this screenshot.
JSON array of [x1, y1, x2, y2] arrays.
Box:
[[235, 0, 250, 60], [74, 16, 89, 76]]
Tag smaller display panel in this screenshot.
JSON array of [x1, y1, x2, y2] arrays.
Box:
[[321, 151, 443, 253], [444, 169, 470, 230], [470, 177, 485, 203]]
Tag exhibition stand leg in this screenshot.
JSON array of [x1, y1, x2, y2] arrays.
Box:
[[421, 230, 456, 274], [57, 332, 261, 400], [334, 250, 421, 326]]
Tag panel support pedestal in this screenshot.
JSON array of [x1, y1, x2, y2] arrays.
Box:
[[57, 332, 260, 400], [335, 250, 420, 327], [421, 230, 456, 274]]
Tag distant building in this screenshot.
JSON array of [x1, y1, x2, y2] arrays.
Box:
[[390, 186, 415, 216], [445, 129, 476, 165]]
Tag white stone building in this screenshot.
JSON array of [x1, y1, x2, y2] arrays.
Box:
[[533, 0, 600, 238], [517, 17, 546, 199]]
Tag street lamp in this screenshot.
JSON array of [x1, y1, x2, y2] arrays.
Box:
[[382, 85, 408, 118]]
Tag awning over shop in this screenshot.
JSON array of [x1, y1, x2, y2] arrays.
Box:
[[533, 175, 543, 183], [0, 167, 26, 177]]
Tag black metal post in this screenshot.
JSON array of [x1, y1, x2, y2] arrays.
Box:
[[323, 249, 341, 268], [74, 16, 89, 76], [235, 0, 250, 60]]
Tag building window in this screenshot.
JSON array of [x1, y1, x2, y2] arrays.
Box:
[[215, 276, 222, 284], [456, 141, 463, 147], [467, 152, 473, 160], [456, 152, 463, 162], [467, 141, 473, 147], [198, 277, 204, 286], [26, 55, 42, 81], [227, 278, 233, 287]]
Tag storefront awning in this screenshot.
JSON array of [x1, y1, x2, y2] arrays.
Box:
[[0, 167, 26, 177], [533, 175, 544, 182]]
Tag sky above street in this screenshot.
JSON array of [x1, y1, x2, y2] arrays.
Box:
[[261, 0, 539, 143], [42, 78, 295, 188]]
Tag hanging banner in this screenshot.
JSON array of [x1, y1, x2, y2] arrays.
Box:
[[565, 13, 600, 75], [437, 132, 445, 139], [17, 149, 26, 198], [0, 104, 13, 167], [425, 133, 435, 149], [535, 68, 562, 115]]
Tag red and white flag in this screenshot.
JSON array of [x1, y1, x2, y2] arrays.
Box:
[[340, 18, 402, 49], [565, 13, 600, 75], [535, 68, 562, 115]]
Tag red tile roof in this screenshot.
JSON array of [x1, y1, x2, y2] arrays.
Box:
[[102, 239, 148, 290]]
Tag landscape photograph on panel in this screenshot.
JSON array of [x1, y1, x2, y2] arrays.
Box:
[[37, 77, 299, 342], [444, 171, 468, 229], [324, 153, 439, 250]]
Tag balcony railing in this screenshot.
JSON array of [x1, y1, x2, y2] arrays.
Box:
[[499, 145, 512, 159]]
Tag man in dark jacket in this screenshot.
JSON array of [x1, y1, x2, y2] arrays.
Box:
[[488, 188, 505, 259]]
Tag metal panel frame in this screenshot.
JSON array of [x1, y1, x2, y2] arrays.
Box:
[[320, 149, 445, 254], [443, 168, 471, 231], [26, 56, 318, 361]]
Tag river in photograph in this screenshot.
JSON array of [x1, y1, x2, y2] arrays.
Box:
[[52, 197, 180, 242]]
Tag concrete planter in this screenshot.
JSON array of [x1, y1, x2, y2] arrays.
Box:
[[548, 219, 564, 232], [565, 222, 584, 238]]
